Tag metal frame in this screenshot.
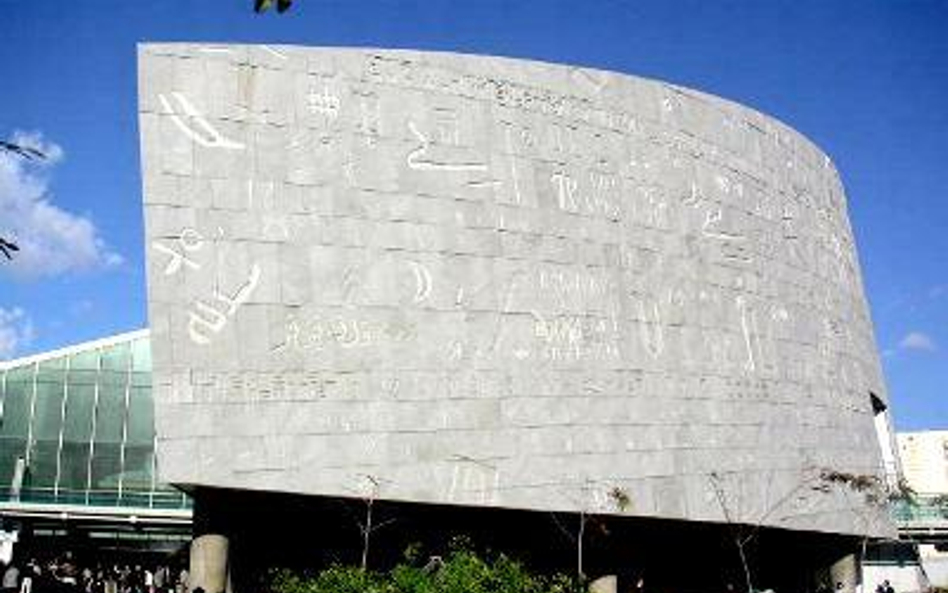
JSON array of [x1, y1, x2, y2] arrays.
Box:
[[0, 329, 150, 371], [0, 500, 191, 525]]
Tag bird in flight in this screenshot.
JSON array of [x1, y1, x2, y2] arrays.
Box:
[[0, 237, 19, 261]]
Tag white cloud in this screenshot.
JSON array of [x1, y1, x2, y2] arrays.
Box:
[[69, 299, 95, 317], [0, 130, 123, 281], [898, 331, 938, 353], [10, 130, 64, 164], [0, 307, 35, 360]]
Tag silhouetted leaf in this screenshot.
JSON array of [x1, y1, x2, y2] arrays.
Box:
[[0, 237, 20, 261], [254, 0, 293, 13], [0, 140, 46, 161]]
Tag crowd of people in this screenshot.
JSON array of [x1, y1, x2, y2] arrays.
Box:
[[1, 554, 187, 593]]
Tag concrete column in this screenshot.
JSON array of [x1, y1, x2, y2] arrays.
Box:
[[189, 534, 229, 593], [589, 575, 617, 593], [829, 554, 859, 593]]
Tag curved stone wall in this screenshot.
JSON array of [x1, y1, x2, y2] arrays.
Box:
[[138, 44, 892, 536]]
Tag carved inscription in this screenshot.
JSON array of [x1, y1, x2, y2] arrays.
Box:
[[406, 120, 488, 172], [152, 229, 204, 275], [142, 48, 885, 531], [353, 88, 382, 144], [532, 313, 621, 363], [188, 264, 261, 345], [445, 457, 501, 505], [159, 92, 245, 149], [273, 314, 416, 352], [306, 86, 341, 120]]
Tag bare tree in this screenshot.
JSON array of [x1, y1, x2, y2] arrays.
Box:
[[549, 499, 591, 580], [709, 469, 835, 593], [815, 468, 915, 585], [550, 479, 630, 582], [710, 467, 905, 593], [351, 474, 394, 570], [709, 473, 757, 593]]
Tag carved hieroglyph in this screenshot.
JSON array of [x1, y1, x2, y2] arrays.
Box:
[[139, 45, 892, 537]]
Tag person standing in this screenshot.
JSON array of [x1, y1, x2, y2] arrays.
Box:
[[2, 564, 19, 593], [18, 561, 36, 593], [153, 567, 165, 593], [16, 574, 27, 593]]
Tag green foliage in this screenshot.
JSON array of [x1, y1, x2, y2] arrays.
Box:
[[932, 494, 948, 518], [271, 566, 384, 593], [401, 542, 423, 564], [269, 568, 312, 593], [389, 562, 431, 593], [890, 478, 918, 505], [269, 546, 579, 593], [609, 487, 631, 512], [815, 468, 917, 507]]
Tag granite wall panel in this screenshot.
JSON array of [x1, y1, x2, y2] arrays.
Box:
[[139, 44, 893, 537]]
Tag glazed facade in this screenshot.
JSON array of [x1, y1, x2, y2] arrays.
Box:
[[0, 331, 188, 510]]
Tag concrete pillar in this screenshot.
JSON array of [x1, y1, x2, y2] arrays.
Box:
[[829, 554, 859, 593], [189, 534, 229, 593], [589, 575, 617, 593]]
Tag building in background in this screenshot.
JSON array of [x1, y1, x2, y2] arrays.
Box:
[[0, 331, 190, 560], [892, 431, 948, 588], [899, 431, 948, 495]]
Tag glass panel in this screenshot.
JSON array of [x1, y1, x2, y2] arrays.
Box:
[[62, 384, 95, 442], [131, 370, 151, 388], [120, 447, 154, 506], [29, 372, 66, 491], [98, 370, 126, 389], [131, 337, 151, 373], [69, 349, 98, 371], [90, 375, 126, 502], [35, 357, 66, 382], [123, 385, 154, 499], [125, 386, 154, 446], [58, 442, 90, 504], [68, 369, 99, 386], [101, 342, 130, 373], [0, 365, 33, 490], [0, 366, 33, 438], [59, 383, 95, 497], [39, 356, 66, 370]]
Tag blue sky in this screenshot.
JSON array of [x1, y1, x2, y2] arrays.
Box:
[[0, 0, 945, 430]]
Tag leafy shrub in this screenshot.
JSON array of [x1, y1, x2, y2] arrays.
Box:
[[271, 566, 384, 593], [269, 545, 578, 593]]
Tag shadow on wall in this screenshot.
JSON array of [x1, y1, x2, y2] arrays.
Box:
[[191, 487, 862, 593]]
